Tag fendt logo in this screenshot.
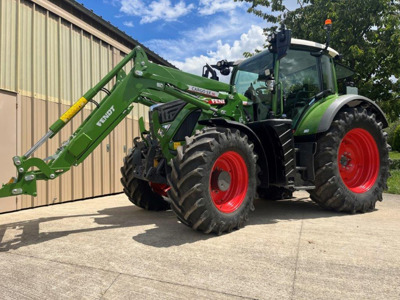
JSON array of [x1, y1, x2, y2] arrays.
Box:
[[97, 105, 115, 127]]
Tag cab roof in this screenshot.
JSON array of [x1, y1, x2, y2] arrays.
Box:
[[291, 38, 339, 58], [234, 38, 340, 67]]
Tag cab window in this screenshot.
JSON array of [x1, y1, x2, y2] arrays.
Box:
[[279, 49, 320, 119], [279, 49, 334, 120], [321, 55, 335, 92]]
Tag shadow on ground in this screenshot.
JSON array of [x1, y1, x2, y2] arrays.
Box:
[[0, 196, 351, 251]]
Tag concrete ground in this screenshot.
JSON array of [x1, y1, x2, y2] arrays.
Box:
[[0, 192, 399, 300]]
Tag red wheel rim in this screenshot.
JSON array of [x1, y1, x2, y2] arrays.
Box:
[[150, 182, 170, 197], [209, 151, 248, 213], [338, 128, 379, 194]]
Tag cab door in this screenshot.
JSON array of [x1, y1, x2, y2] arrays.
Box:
[[278, 49, 336, 126]]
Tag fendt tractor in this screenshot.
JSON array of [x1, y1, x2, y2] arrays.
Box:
[[0, 21, 390, 234]]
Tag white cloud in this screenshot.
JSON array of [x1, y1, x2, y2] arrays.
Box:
[[181, 14, 242, 42], [170, 25, 265, 80], [123, 21, 134, 27], [198, 0, 244, 16], [145, 10, 264, 60], [120, 0, 194, 24]]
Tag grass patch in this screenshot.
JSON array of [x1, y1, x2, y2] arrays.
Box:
[[387, 170, 400, 194], [389, 151, 400, 160]]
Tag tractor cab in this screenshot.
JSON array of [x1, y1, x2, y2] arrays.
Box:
[[231, 35, 340, 127]]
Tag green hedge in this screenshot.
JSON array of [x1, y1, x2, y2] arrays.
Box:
[[393, 125, 400, 152], [386, 121, 400, 149], [391, 159, 400, 170], [388, 170, 400, 194]]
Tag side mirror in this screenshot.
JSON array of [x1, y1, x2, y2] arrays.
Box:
[[268, 24, 291, 60]]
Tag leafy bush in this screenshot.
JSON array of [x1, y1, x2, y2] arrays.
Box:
[[387, 170, 400, 194], [386, 120, 400, 148], [391, 160, 400, 170], [393, 125, 400, 152]]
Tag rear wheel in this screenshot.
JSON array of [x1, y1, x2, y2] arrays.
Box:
[[168, 128, 257, 234], [121, 148, 170, 211], [310, 108, 390, 213]]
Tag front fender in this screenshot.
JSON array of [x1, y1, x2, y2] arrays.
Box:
[[199, 119, 269, 186], [295, 94, 388, 136]]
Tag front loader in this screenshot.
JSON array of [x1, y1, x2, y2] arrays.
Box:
[[0, 22, 390, 234]]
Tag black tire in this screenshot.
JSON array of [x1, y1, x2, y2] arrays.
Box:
[[121, 149, 170, 211], [168, 127, 257, 234], [309, 107, 390, 213], [257, 186, 293, 201]]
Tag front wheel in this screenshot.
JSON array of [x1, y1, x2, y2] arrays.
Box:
[[310, 107, 390, 213], [168, 128, 257, 234], [121, 148, 170, 211]]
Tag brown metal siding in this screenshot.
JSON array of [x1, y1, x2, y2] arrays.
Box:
[[0, 91, 18, 213], [0, 0, 150, 210]]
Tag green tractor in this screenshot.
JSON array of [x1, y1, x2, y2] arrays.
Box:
[[0, 24, 390, 234]]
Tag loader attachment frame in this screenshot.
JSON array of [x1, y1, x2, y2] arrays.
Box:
[[0, 46, 245, 198]]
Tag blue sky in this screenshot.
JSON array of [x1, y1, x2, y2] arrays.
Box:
[[81, 0, 300, 74]]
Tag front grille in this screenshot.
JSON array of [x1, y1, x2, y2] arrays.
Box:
[[173, 110, 202, 141], [153, 100, 187, 123]]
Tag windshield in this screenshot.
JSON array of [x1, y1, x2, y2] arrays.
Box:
[[233, 51, 274, 96]]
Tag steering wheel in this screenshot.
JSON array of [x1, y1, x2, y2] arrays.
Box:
[[255, 86, 270, 94], [255, 87, 272, 104]]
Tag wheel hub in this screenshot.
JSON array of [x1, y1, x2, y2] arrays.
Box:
[[338, 128, 379, 194], [211, 169, 231, 192], [209, 151, 248, 213], [340, 152, 351, 167]]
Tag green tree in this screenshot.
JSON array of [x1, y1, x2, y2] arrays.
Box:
[[393, 124, 400, 151], [236, 0, 400, 122]]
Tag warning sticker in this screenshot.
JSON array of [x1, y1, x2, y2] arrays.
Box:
[[187, 85, 220, 98], [206, 99, 225, 105], [60, 97, 88, 123]]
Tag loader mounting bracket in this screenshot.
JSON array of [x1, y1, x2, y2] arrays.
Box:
[[0, 156, 67, 197]]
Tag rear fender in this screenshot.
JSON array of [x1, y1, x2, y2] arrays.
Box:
[[295, 95, 388, 136]]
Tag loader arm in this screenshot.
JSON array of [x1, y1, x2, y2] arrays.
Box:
[[0, 46, 242, 198]]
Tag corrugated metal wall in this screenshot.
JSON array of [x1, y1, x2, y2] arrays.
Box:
[[0, 0, 149, 210]]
